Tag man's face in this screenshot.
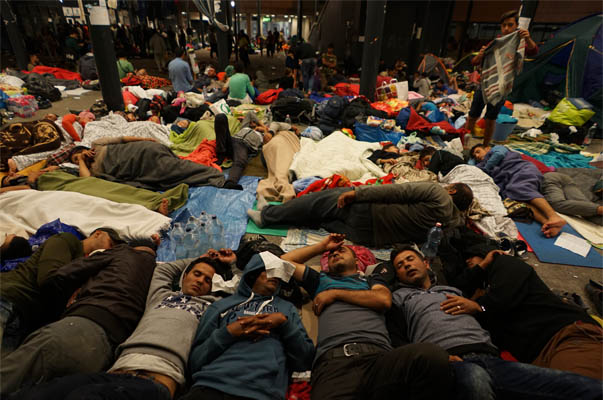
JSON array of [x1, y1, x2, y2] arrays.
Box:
[[472, 146, 490, 162], [465, 255, 484, 268], [182, 262, 216, 296], [251, 270, 279, 296], [327, 245, 357, 275], [500, 18, 518, 35], [92, 230, 115, 250], [393, 250, 430, 288], [327, 47, 334, 55], [207, 68, 216, 77], [384, 145, 399, 155], [421, 155, 432, 167]]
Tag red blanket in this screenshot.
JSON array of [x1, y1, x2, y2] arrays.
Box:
[[406, 107, 469, 138], [297, 173, 396, 197], [180, 139, 221, 171], [27, 66, 82, 82]]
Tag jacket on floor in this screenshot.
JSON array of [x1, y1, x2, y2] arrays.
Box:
[[188, 254, 314, 400]]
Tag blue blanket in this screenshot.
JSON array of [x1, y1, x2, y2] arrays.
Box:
[[516, 150, 595, 169], [480, 150, 543, 202], [354, 122, 405, 144], [157, 176, 260, 261]]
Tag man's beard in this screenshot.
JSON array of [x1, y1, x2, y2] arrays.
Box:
[[330, 261, 350, 275]]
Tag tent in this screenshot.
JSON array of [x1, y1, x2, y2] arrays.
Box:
[[417, 53, 451, 85], [509, 14, 602, 124]]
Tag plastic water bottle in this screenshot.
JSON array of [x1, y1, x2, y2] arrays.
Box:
[[197, 222, 210, 255], [421, 222, 443, 259], [170, 223, 186, 259], [583, 123, 597, 145], [208, 215, 226, 250], [266, 108, 273, 125], [285, 114, 292, 124]]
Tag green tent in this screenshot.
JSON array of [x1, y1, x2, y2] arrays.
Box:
[[509, 14, 602, 124]]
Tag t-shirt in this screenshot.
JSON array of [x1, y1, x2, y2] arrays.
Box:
[[300, 267, 392, 363], [225, 73, 255, 100], [321, 53, 337, 71], [168, 57, 193, 92], [116, 59, 135, 79], [233, 127, 264, 152]]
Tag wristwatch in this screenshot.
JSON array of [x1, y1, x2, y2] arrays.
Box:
[[479, 305, 486, 312]]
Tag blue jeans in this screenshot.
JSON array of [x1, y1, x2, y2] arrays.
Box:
[[11, 372, 171, 400], [0, 297, 25, 355], [452, 353, 603, 400], [301, 58, 316, 92]]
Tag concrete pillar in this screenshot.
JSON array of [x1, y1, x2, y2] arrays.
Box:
[[247, 13, 252, 35], [359, 0, 387, 101], [1, 1, 28, 70]]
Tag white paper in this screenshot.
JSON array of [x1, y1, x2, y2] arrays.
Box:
[[260, 251, 296, 283], [90, 6, 110, 26], [554, 232, 591, 258], [63, 88, 91, 97], [518, 17, 531, 30]]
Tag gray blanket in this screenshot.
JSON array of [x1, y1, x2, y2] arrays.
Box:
[[97, 141, 225, 191]]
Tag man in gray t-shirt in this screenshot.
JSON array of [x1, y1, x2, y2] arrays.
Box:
[[387, 244, 602, 400], [282, 233, 452, 400]]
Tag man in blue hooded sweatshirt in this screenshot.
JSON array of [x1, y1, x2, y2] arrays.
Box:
[[183, 253, 315, 400]]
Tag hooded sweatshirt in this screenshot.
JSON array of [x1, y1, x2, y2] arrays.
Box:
[[188, 254, 314, 400], [109, 259, 221, 384]]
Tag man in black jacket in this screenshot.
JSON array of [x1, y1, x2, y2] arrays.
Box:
[[0, 242, 157, 395], [439, 251, 602, 380]]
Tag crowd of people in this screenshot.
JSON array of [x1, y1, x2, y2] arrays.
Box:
[[1, 7, 602, 400]]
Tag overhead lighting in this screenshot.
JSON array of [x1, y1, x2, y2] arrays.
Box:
[[284, 15, 288, 18], [181, 12, 186, 15], [271, 14, 275, 17], [230, 0, 235, 7]]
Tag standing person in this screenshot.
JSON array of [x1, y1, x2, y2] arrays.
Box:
[[295, 39, 317, 93], [209, 27, 218, 59], [9, 252, 234, 400], [181, 254, 315, 400], [465, 10, 538, 146], [237, 30, 251, 69], [64, 29, 82, 67], [168, 48, 194, 92], [387, 245, 603, 399], [0, 229, 119, 353], [266, 31, 275, 57], [279, 234, 453, 399], [321, 43, 338, 88], [150, 30, 168, 73], [285, 49, 299, 88], [0, 242, 157, 394]]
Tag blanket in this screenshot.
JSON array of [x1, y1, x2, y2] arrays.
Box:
[[97, 141, 225, 191], [37, 171, 189, 213], [515, 149, 594, 169], [0, 190, 171, 241], [481, 31, 524, 105], [406, 107, 468, 136], [29, 66, 82, 82], [170, 116, 241, 156], [180, 139, 221, 170], [289, 131, 382, 181], [440, 165, 517, 238], [257, 130, 300, 202], [81, 113, 172, 148]]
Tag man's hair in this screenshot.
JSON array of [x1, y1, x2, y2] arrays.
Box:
[[450, 182, 474, 211], [390, 243, 425, 265], [500, 10, 519, 24], [0, 236, 32, 260], [382, 143, 397, 151], [174, 47, 185, 58], [419, 146, 436, 159], [185, 256, 227, 278], [284, 67, 292, 76], [470, 144, 487, 158]]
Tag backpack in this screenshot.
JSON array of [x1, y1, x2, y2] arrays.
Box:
[[270, 97, 316, 124], [342, 97, 388, 128], [317, 96, 347, 121], [255, 88, 283, 105], [277, 88, 304, 100], [22, 73, 61, 102]]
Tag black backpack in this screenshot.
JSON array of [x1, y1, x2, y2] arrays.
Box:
[[342, 97, 388, 128], [22, 74, 61, 102], [270, 97, 316, 124]]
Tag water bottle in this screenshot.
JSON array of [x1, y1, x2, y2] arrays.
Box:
[[197, 222, 210, 255], [198, 211, 209, 224], [170, 223, 186, 259], [266, 108, 273, 125], [285, 114, 292, 124], [421, 222, 443, 259], [183, 227, 199, 258], [185, 216, 197, 233], [208, 215, 226, 250], [583, 123, 597, 146]]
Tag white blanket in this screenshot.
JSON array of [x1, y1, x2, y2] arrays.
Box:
[[441, 165, 517, 238], [79, 113, 171, 148], [289, 131, 382, 181], [0, 190, 171, 243]]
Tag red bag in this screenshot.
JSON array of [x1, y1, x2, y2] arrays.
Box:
[[121, 75, 143, 86], [255, 88, 283, 105], [122, 90, 139, 107], [333, 83, 359, 97]]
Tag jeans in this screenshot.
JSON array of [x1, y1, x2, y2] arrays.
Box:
[[301, 58, 316, 92], [310, 343, 452, 400], [0, 316, 113, 395], [452, 353, 603, 400], [180, 386, 254, 400], [0, 297, 25, 355], [213, 114, 254, 185], [11, 372, 171, 400], [261, 187, 375, 246]]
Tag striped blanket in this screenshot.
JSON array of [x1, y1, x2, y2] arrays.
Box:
[[481, 31, 525, 105]]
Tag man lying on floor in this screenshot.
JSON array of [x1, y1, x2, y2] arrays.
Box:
[[9, 251, 234, 400], [470, 144, 566, 237], [0, 228, 120, 354], [248, 181, 473, 247], [69, 136, 229, 190], [386, 244, 602, 398]]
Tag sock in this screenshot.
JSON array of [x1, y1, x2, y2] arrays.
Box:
[[247, 209, 264, 227], [256, 195, 269, 211]]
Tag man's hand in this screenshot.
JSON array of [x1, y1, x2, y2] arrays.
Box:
[[440, 295, 482, 315], [240, 312, 287, 332], [227, 317, 269, 338], [217, 248, 236, 264], [337, 190, 356, 208], [479, 250, 505, 269], [312, 290, 339, 315], [518, 29, 531, 40], [381, 158, 397, 165], [319, 233, 345, 252]]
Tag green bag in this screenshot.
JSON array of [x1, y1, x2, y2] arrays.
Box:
[[548, 98, 595, 127]]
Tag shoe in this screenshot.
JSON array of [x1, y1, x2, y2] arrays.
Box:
[[513, 240, 528, 256], [585, 280, 603, 316]]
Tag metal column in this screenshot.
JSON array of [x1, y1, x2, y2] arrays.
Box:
[[2, 0, 28, 70], [89, 6, 124, 111], [256, 0, 261, 37], [456, 0, 473, 60], [519, 0, 539, 27], [217, 0, 230, 70], [297, 0, 302, 39], [359, 0, 387, 101]]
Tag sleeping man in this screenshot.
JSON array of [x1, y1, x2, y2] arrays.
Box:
[[470, 144, 565, 237]]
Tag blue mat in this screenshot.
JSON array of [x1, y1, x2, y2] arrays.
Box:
[[354, 122, 405, 144], [516, 222, 602, 268], [156, 176, 260, 261]]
